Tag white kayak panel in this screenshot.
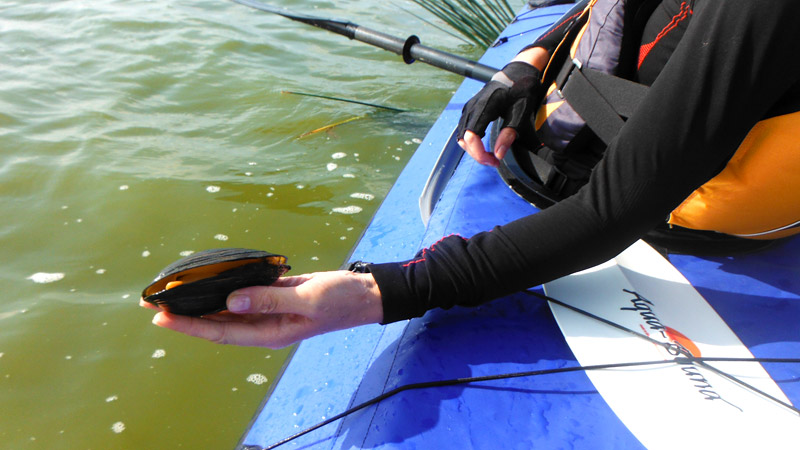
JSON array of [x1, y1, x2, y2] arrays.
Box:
[[545, 240, 800, 449]]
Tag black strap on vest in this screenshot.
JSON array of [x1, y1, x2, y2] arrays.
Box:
[[528, 149, 570, 194], [561, 61, 650, 145]]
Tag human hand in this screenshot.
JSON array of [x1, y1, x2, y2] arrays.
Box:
[[140, 270, 383, 349], [459, 127, 519, 168], [457, 61, 541, 167]]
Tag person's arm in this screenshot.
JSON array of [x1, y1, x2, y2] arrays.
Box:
[[372, 0, 800, 322], [144, 271, 383, 348]]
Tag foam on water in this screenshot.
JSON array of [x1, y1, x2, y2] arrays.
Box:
[[332, 206, 362, 215], [27, 272, 65, 284], [246, 373, 268, 385], [111, 422, 125, 434], [350, 193, 374, 201]]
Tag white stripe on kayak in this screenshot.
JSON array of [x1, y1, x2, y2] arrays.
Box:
[[545, 240, 800, 449]]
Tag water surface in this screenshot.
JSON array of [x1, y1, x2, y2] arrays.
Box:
[[0, 0, 481, 447]]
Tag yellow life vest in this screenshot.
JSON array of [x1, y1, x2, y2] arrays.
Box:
[[668, 111, 800, 239]]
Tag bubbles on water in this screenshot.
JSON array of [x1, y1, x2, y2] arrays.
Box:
[[206, 185, 220, 193], [331, 152, 346, 159], [142, 250, 151, 258], [342, 173, 355, 178], [119, 185, 129, 191], [326, 163, 337, 171], [214, 234, 228, 241], [106, 395, 118, 403], [151, 349, 166, 359], [95, 269, 106, 275], [179, 250, 194, 257], [296, 184, 305, 189], [65, 355, 72, 360], [349, 193, 374, 201], [27, 272, 65, 284], [246, 373, 268, 385], [332, 206, 362, 215], [111, 422, 125, 434]]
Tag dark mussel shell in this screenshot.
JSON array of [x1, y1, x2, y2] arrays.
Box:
[[142, 248, 290, 316]]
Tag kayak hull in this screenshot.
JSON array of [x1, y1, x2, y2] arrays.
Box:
[[239, 4, 800, 449]]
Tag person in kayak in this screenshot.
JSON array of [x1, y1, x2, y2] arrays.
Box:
[[143, 0, 800, 348]]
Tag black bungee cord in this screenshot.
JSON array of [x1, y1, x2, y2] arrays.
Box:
[[491, 23, 553, 47], [523, 289, 800, 415], [248, 289, 800, 450]]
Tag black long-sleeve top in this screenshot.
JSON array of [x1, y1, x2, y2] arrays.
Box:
[[370, 0, 800, 323]]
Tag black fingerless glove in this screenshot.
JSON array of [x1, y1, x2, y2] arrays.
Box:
[[456, 61, 542, 140]]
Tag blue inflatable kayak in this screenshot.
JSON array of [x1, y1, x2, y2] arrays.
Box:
[[238, 4, 800, 449]]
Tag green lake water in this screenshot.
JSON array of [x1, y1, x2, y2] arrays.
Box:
[[0, 0, 484, 447]]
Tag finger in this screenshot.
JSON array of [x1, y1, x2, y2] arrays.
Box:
[[270, 274, 312, 288], [151, 311, 230, 342], [152, 311, 311, 348], [463, 130, 499, 167], [139, 298, 161, 311], [226, 284, 311, 316], [493, 127, 518, 161]]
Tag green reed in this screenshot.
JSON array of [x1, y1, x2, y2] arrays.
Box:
[[410, 0, 521, 48]]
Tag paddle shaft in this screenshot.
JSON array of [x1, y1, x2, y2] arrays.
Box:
[[350, 27, 498, 82], [231, 0, 499, 82]]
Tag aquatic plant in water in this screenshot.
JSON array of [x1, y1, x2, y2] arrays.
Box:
[[409, 0, 521, 48]]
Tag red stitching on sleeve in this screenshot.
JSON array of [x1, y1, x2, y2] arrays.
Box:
[[402, 234, 465, 267]]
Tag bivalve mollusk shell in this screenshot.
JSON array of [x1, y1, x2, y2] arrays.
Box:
[[142, 248, 290, 316]]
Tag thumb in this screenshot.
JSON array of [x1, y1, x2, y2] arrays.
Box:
[[227, 285, 303, 315]]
